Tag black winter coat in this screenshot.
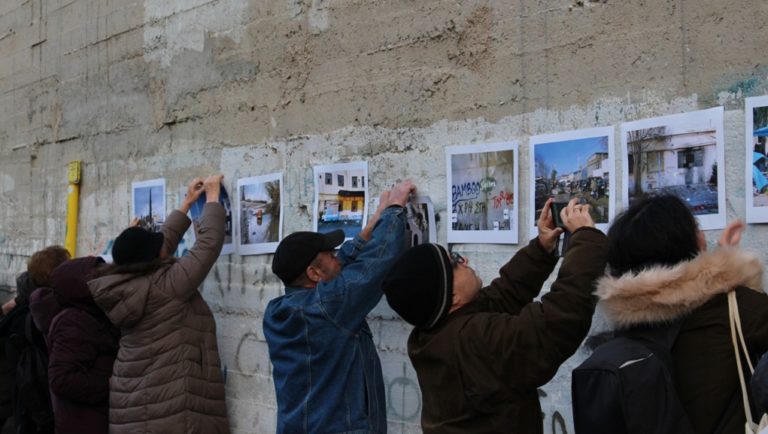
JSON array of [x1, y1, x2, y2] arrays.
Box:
[[596, 246, 768, 434], [408, 228, 608, 434]]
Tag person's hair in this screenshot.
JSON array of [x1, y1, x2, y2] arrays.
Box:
[[94, 257, 177, 279], [27, 245, 70, 288], [607, 195, 701, 277]]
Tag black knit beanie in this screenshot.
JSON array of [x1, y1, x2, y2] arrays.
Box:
[[383, 243, 453, 329], [112, 227, 164, 265]]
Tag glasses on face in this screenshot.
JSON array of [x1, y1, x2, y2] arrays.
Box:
[[450, 251, 466, 268]]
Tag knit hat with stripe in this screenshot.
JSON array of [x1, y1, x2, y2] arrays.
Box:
[[383, 243, 453, 329]]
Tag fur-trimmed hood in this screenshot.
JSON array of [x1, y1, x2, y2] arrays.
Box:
[[596, 247, 764, 328]]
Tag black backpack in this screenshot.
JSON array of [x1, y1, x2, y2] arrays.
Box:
[[571, 324, 695, 434], [11, 314, 53, 432]]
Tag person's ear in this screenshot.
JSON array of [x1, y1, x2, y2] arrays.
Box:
[[451, 289, 461, 308], [305, 265, 321, 283]]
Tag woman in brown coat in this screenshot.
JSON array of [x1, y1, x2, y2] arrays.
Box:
[[88, 175, 230, 434]]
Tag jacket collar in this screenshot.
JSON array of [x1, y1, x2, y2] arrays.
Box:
[[596, 247, 764, 328]]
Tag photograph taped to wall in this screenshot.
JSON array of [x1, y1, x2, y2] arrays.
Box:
[[446, 142, 518, 244], [621, 106, 726, 230], [529, 127, 615, 234], [313, 161, 368, 239], [236, 173, 283, 255], [746, 95, 768, 223], [405, 195, 437, 247], [132, 178, 166, 232], [189, 185, 235, 255]]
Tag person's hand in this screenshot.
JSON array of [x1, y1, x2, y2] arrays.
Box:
[[1, 299, 16, 316], [129, 217, 140, 227], [537, 197, 563, 252], [204, 174, 224, 203], [561, 198, 595, 233], [182, 177, 205, 207], [719, 220, 745, 247], [385, 180, 416, 207]]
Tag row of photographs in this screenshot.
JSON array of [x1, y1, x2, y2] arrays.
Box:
[[130, 97, 768, 254], [132, 164, 437, 256]]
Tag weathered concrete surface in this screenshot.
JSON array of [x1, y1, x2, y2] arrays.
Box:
[[0, 1, 767, 433]]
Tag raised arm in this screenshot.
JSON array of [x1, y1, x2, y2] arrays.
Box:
[[319, 181, 415, 330], [158, 177, 205, 257], [475, 197, 570, 314], [460, 226, 608, 390], [162, 175, 226, 300]]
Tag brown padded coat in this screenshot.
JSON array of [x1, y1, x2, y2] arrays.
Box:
[[407, 228, 608, 434], [88, 203, 229, 434]]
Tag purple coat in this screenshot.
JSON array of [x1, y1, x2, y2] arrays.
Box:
[[30, 256, 119, 434]]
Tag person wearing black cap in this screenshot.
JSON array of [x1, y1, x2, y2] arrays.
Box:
[[263, 180, 416, 434], [87, 174, 230, 434], [382, 198, 608, 434]]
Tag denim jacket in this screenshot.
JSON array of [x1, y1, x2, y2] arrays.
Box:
[[264, 206, 407, 434]]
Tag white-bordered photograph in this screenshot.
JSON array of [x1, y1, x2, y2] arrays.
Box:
[[405, 195, 437, 247], [529, 127, 615, 233], [189, 185, 235, 255], [313, 161, 368, 239], [746, 95, 768, 223], [621, 107, 726, 230], [235, 173, 283, 255], [132, 178, 166, 232], [446, 142, 518, 244]]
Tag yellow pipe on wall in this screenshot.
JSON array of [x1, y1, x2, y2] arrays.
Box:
[[65, 161, 81, 257]]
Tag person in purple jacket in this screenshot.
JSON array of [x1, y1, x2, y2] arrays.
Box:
[[29, 256, 119, 434]]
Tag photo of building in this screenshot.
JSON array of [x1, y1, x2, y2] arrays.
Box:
[[314, 163, 368, 238], [626, 125, 718, 214], [622, 107, 726, 230]]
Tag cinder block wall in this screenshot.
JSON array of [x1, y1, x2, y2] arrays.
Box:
[[1, 1, 766, 432]]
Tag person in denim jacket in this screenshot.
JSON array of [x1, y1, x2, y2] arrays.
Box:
[[264, 180, 416, 434]]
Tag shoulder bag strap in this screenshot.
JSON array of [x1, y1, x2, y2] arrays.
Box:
[[728, 290, 756, 428]]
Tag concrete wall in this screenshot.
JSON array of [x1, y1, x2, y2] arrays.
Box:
[[1, 0, 767, 432]]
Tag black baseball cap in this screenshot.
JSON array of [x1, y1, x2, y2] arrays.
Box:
[[272, 230, 345, 285]]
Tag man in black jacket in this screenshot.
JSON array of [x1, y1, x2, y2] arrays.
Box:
[[383, 198, 607, 434]]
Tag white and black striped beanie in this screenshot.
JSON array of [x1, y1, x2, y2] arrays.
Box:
[[383, 243, 453, 329]]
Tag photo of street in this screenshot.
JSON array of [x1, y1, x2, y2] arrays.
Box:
[[533, 135, 611, 227]]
